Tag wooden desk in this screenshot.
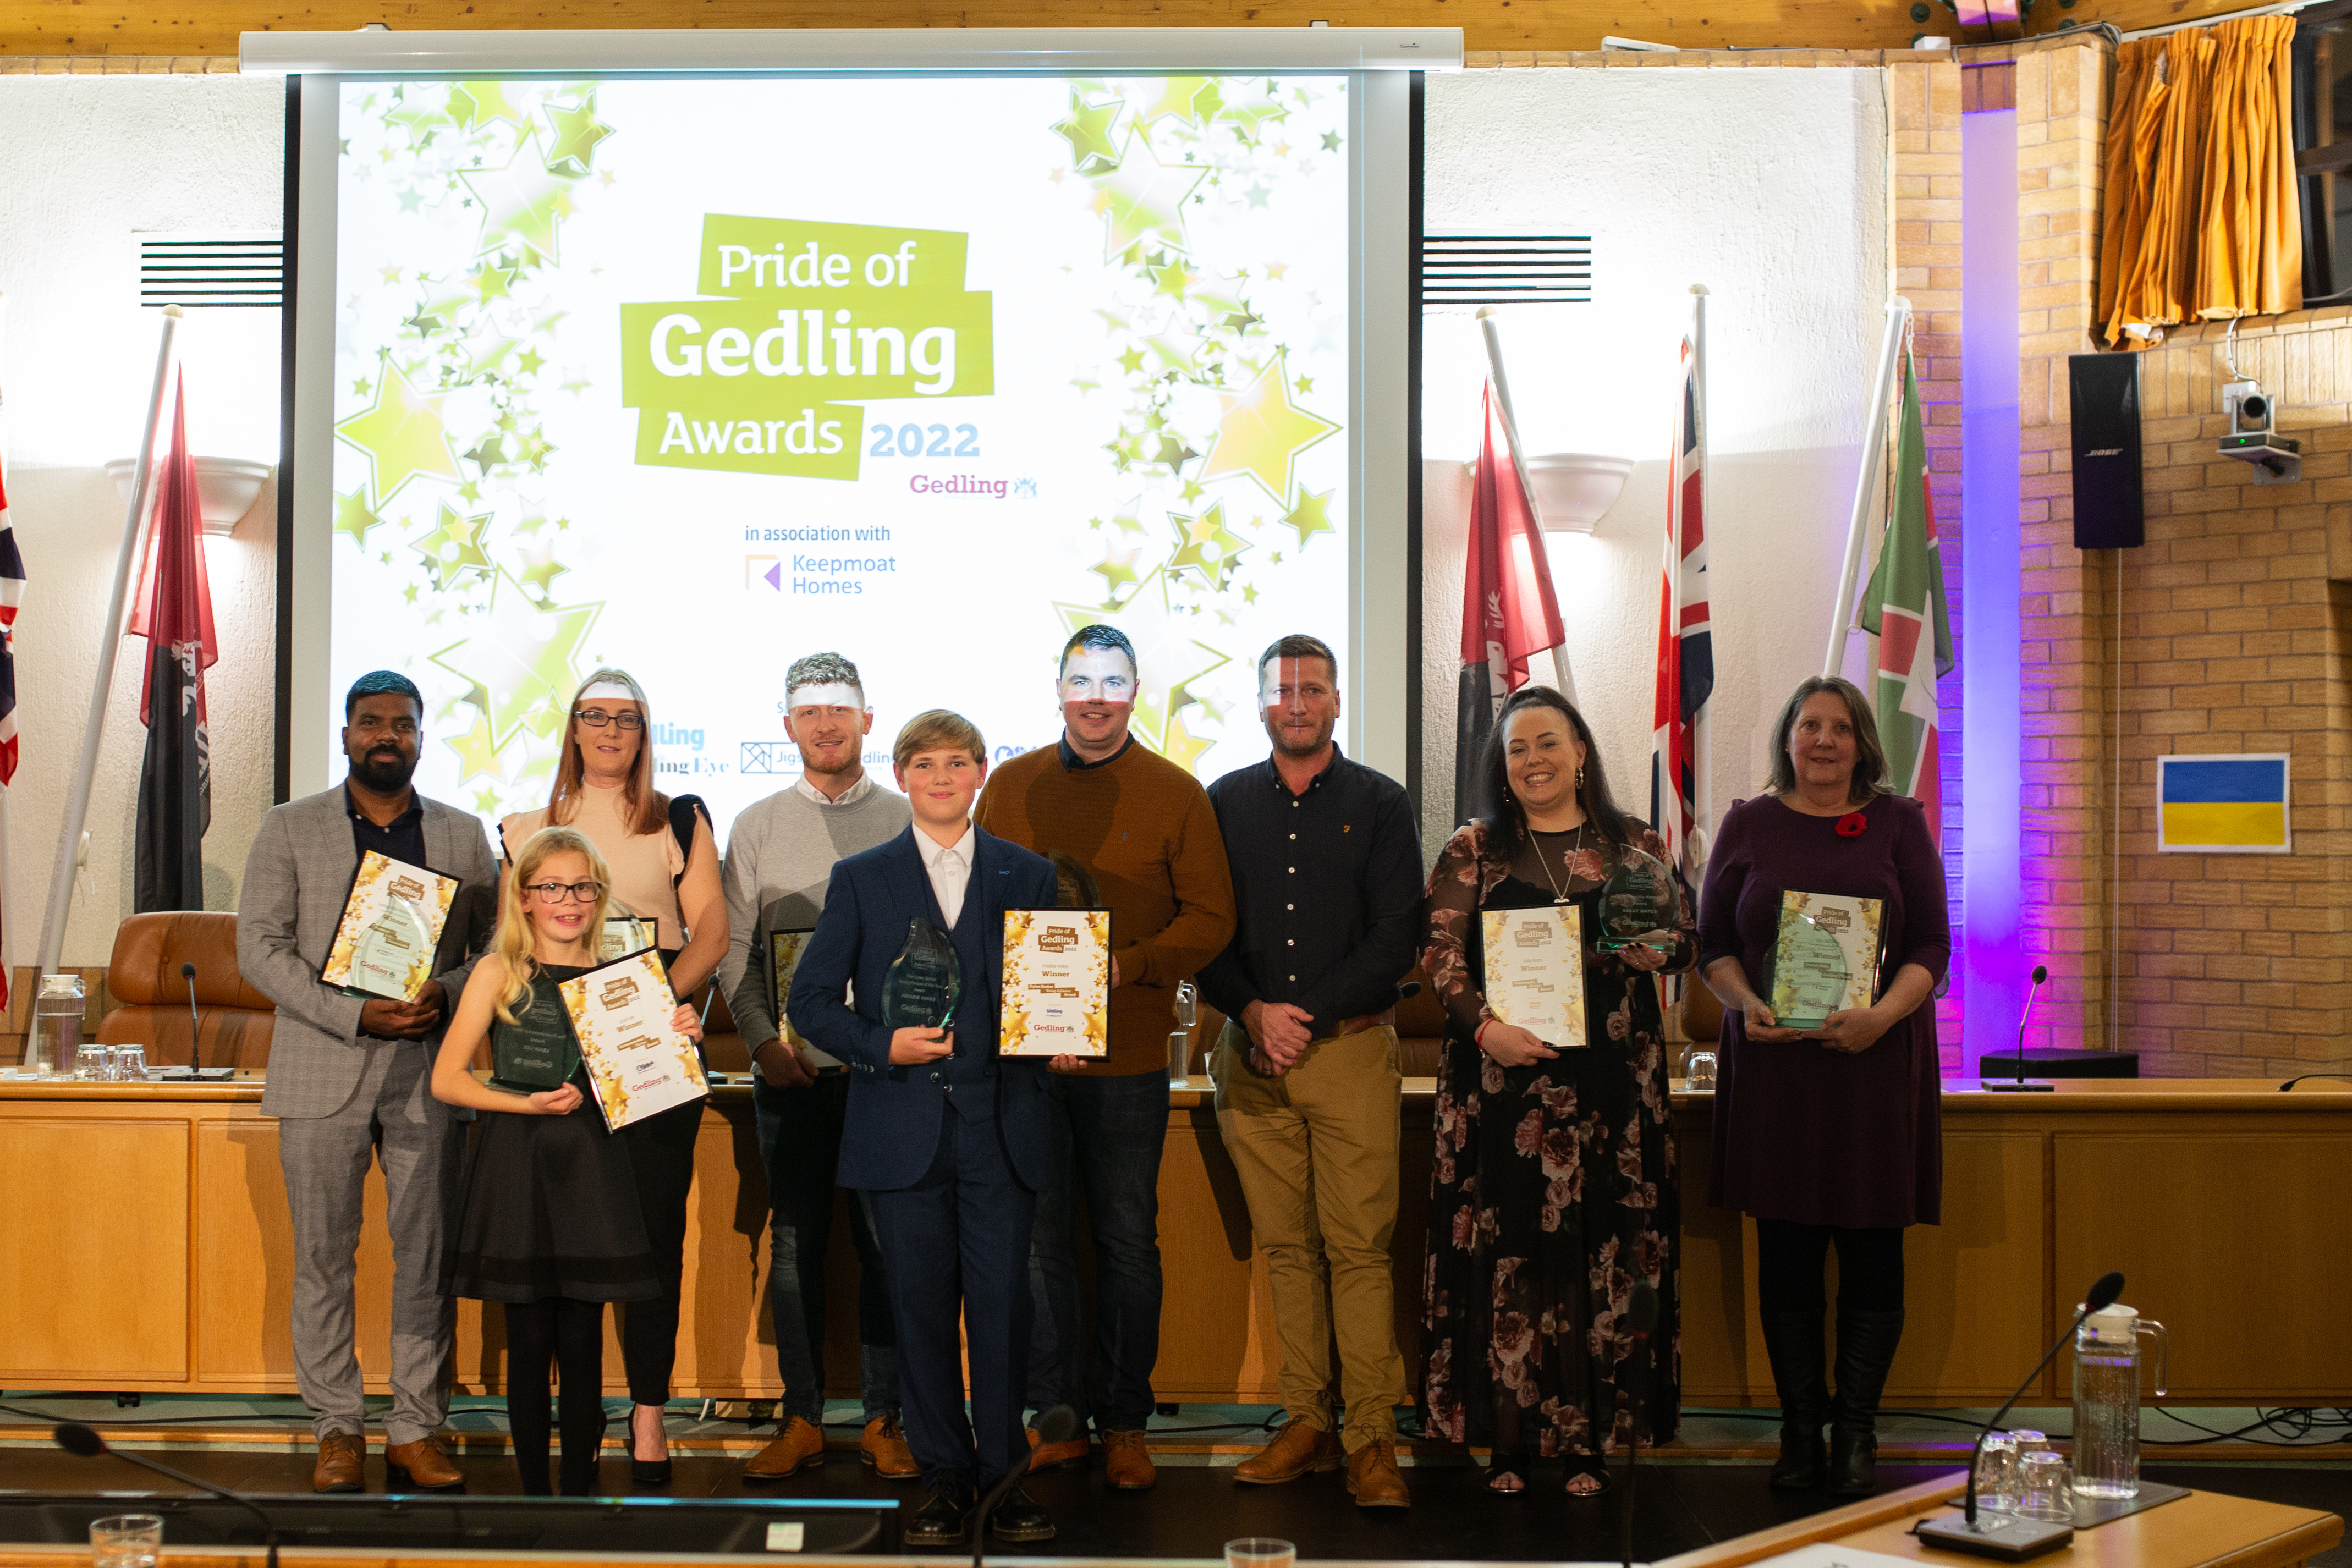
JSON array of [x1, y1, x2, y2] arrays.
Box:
[[1655, 1475, 2343, 1567], [2, 1075, 2345, 1405]]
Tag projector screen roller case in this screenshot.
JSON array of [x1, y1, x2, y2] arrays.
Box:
[[323, 74, 1359, 838]]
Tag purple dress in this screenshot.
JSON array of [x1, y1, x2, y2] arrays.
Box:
[[1696, 794, 1949, 1229]]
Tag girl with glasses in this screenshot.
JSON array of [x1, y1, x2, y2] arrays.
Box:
[[498, 668, 729, 1483], [431, 827, 705, 1494]]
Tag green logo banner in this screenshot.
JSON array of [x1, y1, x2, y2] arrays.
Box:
[[620, 214, 995, 480]]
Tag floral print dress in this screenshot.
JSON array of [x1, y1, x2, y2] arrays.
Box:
[[1419, 818, 1695, 1461]]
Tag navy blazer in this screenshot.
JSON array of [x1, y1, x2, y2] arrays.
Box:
[[788, 823, 1060, 1193]]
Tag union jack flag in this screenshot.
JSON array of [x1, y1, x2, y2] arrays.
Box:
[[0, 458, 23, 788], [1651, 323, 1714, 878]]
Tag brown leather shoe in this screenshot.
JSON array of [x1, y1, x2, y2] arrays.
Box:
[[1234, 1419, 1344, 1484], [1026, 1424, 1090, 1473], [860, 1415, 919, 1480], [744, 1416, 827, 1481], [1346, 1437, 1410, 1508], [312, 1432, 365, 1494], [1102, 1429, 1156, 1491], [384, 1436, 464, 1492]]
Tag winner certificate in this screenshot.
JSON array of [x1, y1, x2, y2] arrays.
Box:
[[321, 851, 459, 1002], [769, 928, 844, 1072], [1767, 890, 1884, 1029], [999, 909, 1111, 1058], [559, 949, 710, 1131], [1480, 906, 1588, 1051]]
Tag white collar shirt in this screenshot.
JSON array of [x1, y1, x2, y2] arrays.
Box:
[[915, 822, 976, 930], [795, 771, 876, 808]]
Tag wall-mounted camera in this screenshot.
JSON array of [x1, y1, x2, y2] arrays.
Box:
[[2220, 377, 2300, 483]]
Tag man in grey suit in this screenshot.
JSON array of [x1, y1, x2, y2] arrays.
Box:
[[238, 671, 498, 1494]]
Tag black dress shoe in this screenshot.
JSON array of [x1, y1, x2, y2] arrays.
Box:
[[988, 1484, 1056, 1544], [904, 1477, 976, 1548]]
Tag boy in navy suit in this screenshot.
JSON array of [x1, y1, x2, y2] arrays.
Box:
[[787, 710, 1064, 1547]]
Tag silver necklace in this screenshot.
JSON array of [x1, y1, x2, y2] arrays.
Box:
[[1531, 822, 1587, 905]]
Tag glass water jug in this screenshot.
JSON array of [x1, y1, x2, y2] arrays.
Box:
[[29, 973, 86, 1078], [2071, 1301, 2167, 1498]]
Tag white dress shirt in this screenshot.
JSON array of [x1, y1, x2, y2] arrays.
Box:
[[915, 821, 976, 929], [795, 769, 878, 808]]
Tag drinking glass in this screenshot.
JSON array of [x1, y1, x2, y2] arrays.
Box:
[[1684, 1049, 1718, 1090], [1225, 1540, 1295, 1568], [90, 1514, 162, 1568], [2016, 1450, 2074, 1522], [1974, 1432, 2021, 1511], [75, 1043, 113, 1081], [114, 1044, 148, 1081]]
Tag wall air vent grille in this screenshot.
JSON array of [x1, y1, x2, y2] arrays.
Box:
[[1420, 234, 1591, 306], [139, 235, 284, 308]]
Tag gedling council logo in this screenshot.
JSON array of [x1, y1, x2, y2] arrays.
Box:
[[620, 214, 996, 481]]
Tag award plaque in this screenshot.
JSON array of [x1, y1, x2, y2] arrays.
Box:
[[600, 916, 658, 962], [559, 949, 710, 1131], [1000, 908, 1111, 1058], [769, 928, 845, 1072], [1597, 844, 1683, 953], [489, 987, 579, 1093], [321, 851, 460, 1002], [1480, 905, 1589, 1051], [881, 917, 960, 1030], [1767, 891, 1885, 1029]]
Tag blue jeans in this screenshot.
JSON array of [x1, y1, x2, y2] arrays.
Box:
[[1026, 1069, 1167, 1434], [753, 1074, 897, 1423]]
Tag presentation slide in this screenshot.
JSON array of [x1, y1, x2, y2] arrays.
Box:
[[327, 74, 1356, 840]]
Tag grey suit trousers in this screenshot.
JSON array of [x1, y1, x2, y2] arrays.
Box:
[[277, 1039, 461, 1447]]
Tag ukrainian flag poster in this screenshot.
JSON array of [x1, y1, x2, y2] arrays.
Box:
[[2157, 754, 2291, 854]]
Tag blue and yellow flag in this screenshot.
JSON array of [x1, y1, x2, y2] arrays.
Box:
[[2157, 755, 2289, 852]]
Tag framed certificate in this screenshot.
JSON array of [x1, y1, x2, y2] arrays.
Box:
[[488, 989, 579, 1093], [999, 908, 1111, 1058], [1767, 891, 1885, 1030], [559, 949, 710, 1131], [600, 916, 658, 962], [769, 928, 844, 1072], [1481, 905, 1587, 1051], [321, 851, 459, 1002]]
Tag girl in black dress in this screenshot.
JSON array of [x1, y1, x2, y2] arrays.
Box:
[[432, 826, 703, 1495]]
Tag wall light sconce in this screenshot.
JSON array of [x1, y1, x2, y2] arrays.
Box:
[[1524, 453, 1634, 533], [104, 456, 273, 536]]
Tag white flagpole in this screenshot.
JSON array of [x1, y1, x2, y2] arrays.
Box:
[[36, 306, 182, 975], [1823, 296, 1912, 681], [1474, 306, 1578, 706], [1687, 283, 1713, 872]]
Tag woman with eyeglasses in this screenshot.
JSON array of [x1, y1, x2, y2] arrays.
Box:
[[433, 827, 705, 1493], [498, 668, 728, 1485]]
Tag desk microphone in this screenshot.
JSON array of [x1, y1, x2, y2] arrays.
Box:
[[1982, 964, 2054, 1093], [2279, 1072, 2352, 1091], [182, 962, 202, 1073], [55, 1423, 282, 1568], [1618, 1281, 1658, 1568], [973, 1404, 1074, 1568], [1913, 1270, 2124, 1561]]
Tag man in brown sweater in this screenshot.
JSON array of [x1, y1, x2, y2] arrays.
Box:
[[974, 623, 1235, 1493]]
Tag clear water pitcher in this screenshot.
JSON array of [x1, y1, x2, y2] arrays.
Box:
[[29, 973, 86, 1079], [2071, 1301, 2167, 1498]]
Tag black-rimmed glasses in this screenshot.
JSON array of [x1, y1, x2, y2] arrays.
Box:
[[524, 881, 603, 903], [574, 710, 645, 731]]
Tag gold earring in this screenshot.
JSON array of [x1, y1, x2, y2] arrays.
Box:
[[1576, 764, 1587, 789]]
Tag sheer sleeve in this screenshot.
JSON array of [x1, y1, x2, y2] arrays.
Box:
[[1636, 822, 1699, 975], [1420, 822, 1494, 1039]]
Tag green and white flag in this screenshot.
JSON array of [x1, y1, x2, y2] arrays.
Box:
[[1857, 349, 1953, 844]]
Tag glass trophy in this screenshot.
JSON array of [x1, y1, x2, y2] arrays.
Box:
[[1597, 844, 1683, 953], [1049, 851, 1104, 911], [881, 917, 960, 1030], [490, 991, 580, 1092], [1771, 913, 1855, 1030]]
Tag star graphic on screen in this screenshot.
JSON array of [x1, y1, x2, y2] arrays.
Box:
[[1117, 346, 1147, 375], [1283, 485, 1336, 548], [516, 348, 546, 375], [1245, 185, 1272, 209], [1321, 131, 1343, 152], [1091, 544, 1141, 597], [471, 263, 515, 303], [1167, 502, 1251, 592], [516, 538, 569, 598], [542, 93, 616, 177], [474, 788, 505, 814], [398, 189, 424, 213], [430, 570, 601, 749], [1053, 95, 1125, 175], [1199, 355, 1339, 505], [1090, 137, 1208, 259], [446, 708, 506, 784], [336, 357, 462, 504], [1140, 76, 1218, 128], [461, 436, 507, 475], [448, 80, 527, 133], [459, 136, 575, 264], [332, 489, 383, 547], [412, 502, 494, 591], [385, 100, 446, 151], [1151, 261, 1199, 300], [1161, 711, 1215, 773], [1053, 565, 1228, 764]]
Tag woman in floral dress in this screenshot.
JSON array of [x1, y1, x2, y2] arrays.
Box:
[[1420, 687, 1695, 1498]]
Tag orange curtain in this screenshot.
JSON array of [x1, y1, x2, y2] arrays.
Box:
[[2098, 18, 2301, 348]]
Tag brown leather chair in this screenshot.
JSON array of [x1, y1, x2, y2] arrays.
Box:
[[98, 912, 276, 1070], [1680, 972, 1724, 1047]]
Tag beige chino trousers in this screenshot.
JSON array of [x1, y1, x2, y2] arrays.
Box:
[[1212, 1019, 1408, 1453]]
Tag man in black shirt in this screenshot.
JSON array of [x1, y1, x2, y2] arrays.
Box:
[[1197, 635, 1422, 1508]]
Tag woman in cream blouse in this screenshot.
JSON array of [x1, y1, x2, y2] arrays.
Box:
[[499, 668, 726, 1486]]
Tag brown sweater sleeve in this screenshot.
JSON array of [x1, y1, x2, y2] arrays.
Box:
[[1119, 775, 1237, 993]]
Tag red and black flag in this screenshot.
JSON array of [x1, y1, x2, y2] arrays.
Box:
[[1454, 380, 1566, 824], [129, 378, 218, 912]]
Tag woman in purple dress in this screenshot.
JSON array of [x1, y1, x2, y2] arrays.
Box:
[[1696, 676, 1948, 1498]]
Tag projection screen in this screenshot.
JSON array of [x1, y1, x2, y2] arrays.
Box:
[[260, 31, 1433, 840]]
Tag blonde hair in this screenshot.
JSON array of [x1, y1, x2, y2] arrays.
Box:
[[893, 709, 987, 771], [547, 667, 669, 838], [491, 826, 613, 1024]]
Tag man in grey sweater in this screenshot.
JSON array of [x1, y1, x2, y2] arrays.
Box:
[[721, 652, 915, 1483]]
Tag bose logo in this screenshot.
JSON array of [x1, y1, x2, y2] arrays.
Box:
[[2084, 448, 2124, 457]]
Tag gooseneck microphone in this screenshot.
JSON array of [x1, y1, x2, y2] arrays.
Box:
[[182, 961, 202, 1074], [973, 1404, 1074, 1568], [56, 1423, 282, 1568], [1982, 964, 2055, 1093], [1914, 1270, 2125, 1560]]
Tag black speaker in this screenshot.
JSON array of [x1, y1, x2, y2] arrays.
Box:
[[2069, 353, 2144, 549]]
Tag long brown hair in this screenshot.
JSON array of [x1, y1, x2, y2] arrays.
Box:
[[1763, 675, 1889, 805], [546, 667, 669, 837], [1476, 686, 1631, 862]]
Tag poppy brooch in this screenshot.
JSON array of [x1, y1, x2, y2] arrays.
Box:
[[1834, 812, 1869, 837]]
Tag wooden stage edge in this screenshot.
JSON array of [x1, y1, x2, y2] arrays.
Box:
[[0, 1479, 2338, 1568]]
